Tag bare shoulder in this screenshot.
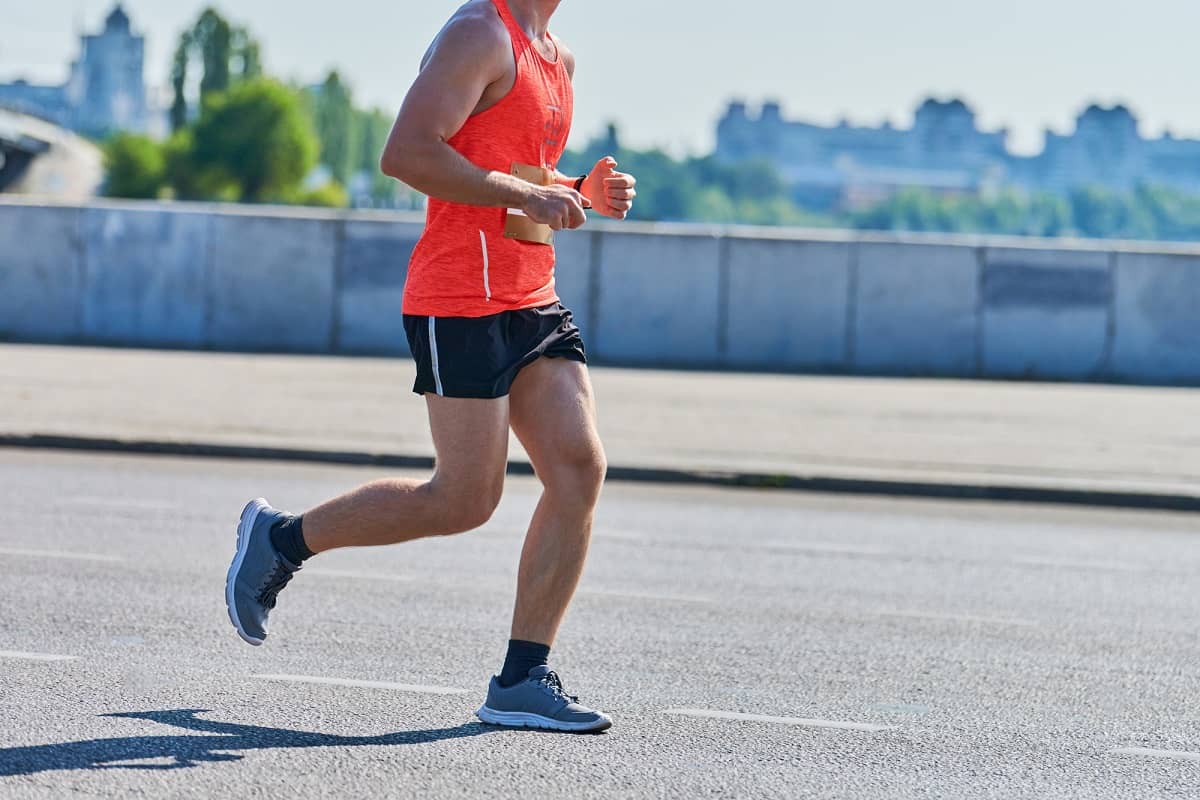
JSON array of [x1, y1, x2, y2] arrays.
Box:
[[555, 36, 577, 79], [421, 0, 511, 72]]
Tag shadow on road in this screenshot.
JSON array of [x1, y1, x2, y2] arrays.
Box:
[[0, 708, 496, 777]]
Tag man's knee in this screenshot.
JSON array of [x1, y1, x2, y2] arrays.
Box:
[[543, 441, 607, 500], [432, 475, 504, 534]]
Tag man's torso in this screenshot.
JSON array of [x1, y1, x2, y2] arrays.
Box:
[[403, 0, 575, 319]]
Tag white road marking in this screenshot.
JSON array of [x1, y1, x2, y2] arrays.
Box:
[[0, 547, 122, 563], [0, 650, 78, 662], [59, 496, 177, 512], [1110, 747, 1200, 762], [663, 708, 892, 732], [873, 609, 1038, 627], [1012, 556, 1146, 573], [96, 756, 179, 768], [253, 674, 468, 696], [307, 568, 708, 604]]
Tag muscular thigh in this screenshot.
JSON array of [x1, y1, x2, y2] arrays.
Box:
[[426, 394, 510, 496], [508, 358, 604, 485]]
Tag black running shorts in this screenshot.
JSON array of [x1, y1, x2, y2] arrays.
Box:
[[403, 302, 587, 399]]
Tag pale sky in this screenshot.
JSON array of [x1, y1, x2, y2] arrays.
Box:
[[3, 0, 1200, 155]]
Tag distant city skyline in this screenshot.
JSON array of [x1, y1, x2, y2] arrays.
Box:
[[3, 0, 1200, 156], [716, 98, 1200, 213]]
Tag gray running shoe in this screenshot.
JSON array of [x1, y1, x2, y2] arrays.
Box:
[[225, 498, 298, 646], [476, 665, 612, 733]]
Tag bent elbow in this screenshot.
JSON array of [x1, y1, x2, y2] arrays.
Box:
[[380, 137, 432, 184], [379, 150, 406, 181]]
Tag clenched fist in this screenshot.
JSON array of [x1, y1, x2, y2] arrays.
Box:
[[581, 157, 637, 220]]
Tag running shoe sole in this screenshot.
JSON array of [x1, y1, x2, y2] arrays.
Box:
[[225, 497, 270, 647], [475, 704, 612, 733]]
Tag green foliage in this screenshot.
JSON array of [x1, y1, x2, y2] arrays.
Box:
[[162, 129, 237, 201], [103, 133, 166, 199], [1135, 184, 1200, 240], [297, 74, 400, 204], [230, 26, 262, 78], [561, 125, 827, 226], [195, 9, 233, 97], [169, 42, 189, 133], [187, 79, 318, 202], [289, 181, 350, 208], [355, 108, 393, 173], [169, 8, 263, 131], [156, 14, 391, 209], [310, 72, 357, 185], [847, 184, 1200, 241]]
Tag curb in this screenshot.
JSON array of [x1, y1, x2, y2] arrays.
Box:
[[2, 433, 1198, 513]]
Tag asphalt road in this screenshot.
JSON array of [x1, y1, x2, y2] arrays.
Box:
[[1, 450, 1198, 798]]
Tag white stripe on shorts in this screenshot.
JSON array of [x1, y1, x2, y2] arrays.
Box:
[[428, 317, 444, 396]]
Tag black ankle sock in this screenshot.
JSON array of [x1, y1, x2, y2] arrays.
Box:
[[498, 639, 550, 688], [270, 515, 314, 565]]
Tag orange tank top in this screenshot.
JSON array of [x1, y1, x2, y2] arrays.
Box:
[[402, 0, 574, 318]]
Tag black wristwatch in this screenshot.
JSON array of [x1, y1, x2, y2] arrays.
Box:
[[573, 174, 592, 208]]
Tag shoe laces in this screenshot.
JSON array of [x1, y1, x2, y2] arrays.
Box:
[[255, 558, 298, 609], [537, 670, 579, 703]]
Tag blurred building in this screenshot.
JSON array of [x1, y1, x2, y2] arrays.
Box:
[[0, 108, 104, 198], [718, 98, 1200, 210], [0, 4, 152, 138]]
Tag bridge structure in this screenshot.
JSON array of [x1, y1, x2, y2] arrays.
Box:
[[0, 107, 103, 199]]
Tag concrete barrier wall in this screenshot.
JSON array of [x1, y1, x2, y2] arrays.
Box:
[[2, 198, 1199, 385], [853, 242, 980, 375], [592, 231, 723, 365], [81, 206, 209, 346], [980, 247, 1112, 380], [725, 239, 850, 370], [0, 203, 82, 342], [1111, 253, 1200, 382], [336, 218, 423, 356]]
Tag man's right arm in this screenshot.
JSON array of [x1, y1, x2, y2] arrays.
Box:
[[379, 13, 586, 231]]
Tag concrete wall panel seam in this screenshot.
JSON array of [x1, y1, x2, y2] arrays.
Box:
[[1098, 249, 1118, 380], [974, 247, 986, 378], [330, 217, 347, 353], [202, 212, 217, 349], [72, 204, 85, 342], [587, 230, 603, 356], [716, 234, 731, 360], [845, 241, 859, 368]]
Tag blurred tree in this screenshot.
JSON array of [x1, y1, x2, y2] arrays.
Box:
[[163, 128, 237, 201], [356, 108, 393, 172], [289, 181, 350, 208], [231, 27, 263, 81], [187, 79, 318, 202], [103, 133, 165, 199], [195, 9, 233, 97], [169, 9, 263, 131], [1069, 187, 1123, 239], [310, 71, 357, 185], [1027, 194, 1072, 237], [169, 34, 191, 132]]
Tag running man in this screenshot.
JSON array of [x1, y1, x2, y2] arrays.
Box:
[[225, 0, 636, 734]]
